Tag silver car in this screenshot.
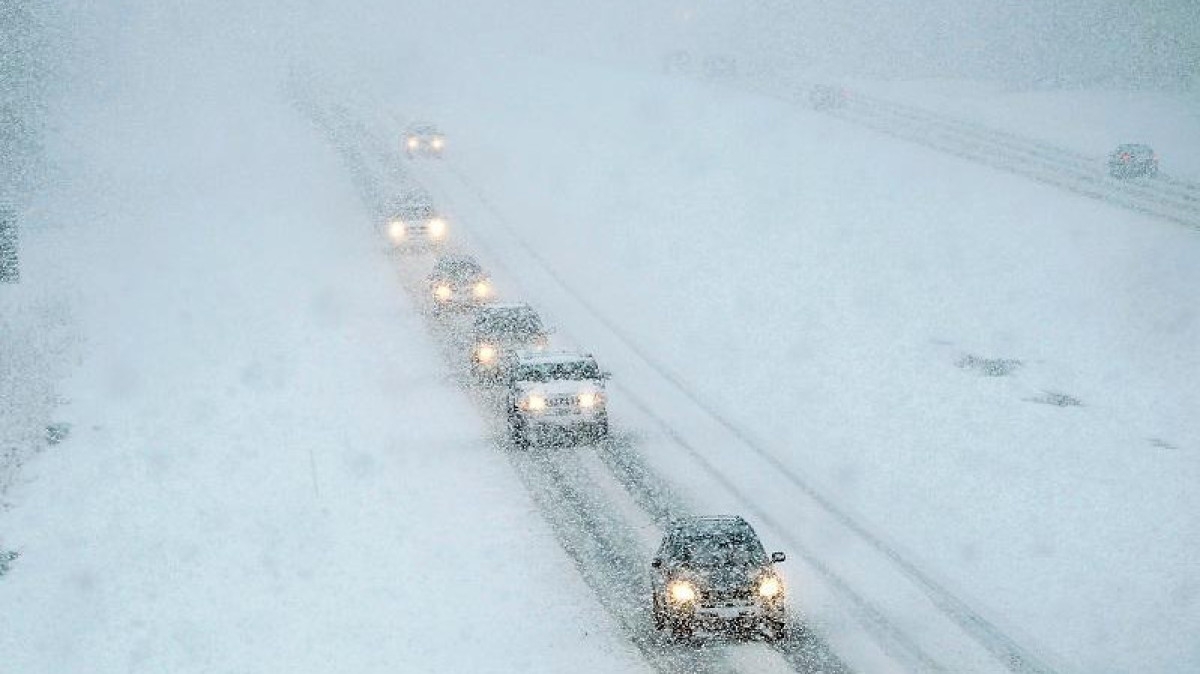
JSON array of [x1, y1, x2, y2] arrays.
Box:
[[505, 350, 610, 448]]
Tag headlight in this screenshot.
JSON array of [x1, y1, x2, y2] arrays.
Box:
[[578, 392, 602, 408], [476, 344, 497, 363], [472, 281, 491, 298], [668, 580, 697, 605], [427, 217, 447, 239], [387, 220, 406, 242], [758, 576, 783, 599], [433, 284, 452, 301], [431, 137, 445, 149], [533, 336, 548, 351], [523, 394, 546, 412], [406, 137, 419, 149]]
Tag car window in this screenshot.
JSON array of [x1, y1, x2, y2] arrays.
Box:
[[515, 360, 600, 382], [671, 533, 767, 567]]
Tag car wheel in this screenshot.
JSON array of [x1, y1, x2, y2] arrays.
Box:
[[763, 618, 788, 643], [595, 415, 610, 439], [508, 413, 530, 449], [668, 617, 693, 641]]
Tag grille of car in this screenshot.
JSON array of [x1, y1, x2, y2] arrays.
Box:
[[702, 587, 753, 604]]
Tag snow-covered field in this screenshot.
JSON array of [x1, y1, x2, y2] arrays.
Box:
[[3, 3, 1198, 673]]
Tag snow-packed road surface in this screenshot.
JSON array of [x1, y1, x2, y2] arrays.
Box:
[[0, 47, 647, 674]]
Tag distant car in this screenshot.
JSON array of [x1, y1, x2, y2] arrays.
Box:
[[662, 50, 693, 75], [469, 303, 548, 380], [651, 516, 787, 641], [506, 350, 610, 448], [701, 54, 738, 80], [427, 254, 492, 312], [405, 122, 445, 158], [809, 84, 847, 111], [1108, 144, 1158, 178], [383, 193, 448, 251]]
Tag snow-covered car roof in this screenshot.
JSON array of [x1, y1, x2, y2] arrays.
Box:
[[406, 122, 441, 135], [667, 515, 753, 537], [431, 254, 484, 279], [513, 349, 593, 365]]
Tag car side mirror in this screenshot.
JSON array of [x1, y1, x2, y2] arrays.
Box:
[[771, 551, 786, 563], [651, 558, 663, 568]]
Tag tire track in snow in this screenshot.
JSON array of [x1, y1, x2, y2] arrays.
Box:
[[734, 76, 1200, 231]]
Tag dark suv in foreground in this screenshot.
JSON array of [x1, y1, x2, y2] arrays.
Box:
[[651, 516, 787, 641]]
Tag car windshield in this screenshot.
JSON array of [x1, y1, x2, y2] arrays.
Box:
[[390, 202, 433, 220], [514, 360, 600, 382], [474, 309, 543, 338], [672, 533, 767, 568]]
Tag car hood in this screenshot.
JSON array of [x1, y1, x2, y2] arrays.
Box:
[[671, 563, 768, 593]]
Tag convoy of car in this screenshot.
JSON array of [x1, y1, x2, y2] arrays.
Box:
[[387, 121, 790, 646]]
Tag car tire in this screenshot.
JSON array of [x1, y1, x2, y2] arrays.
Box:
[[595, 415, 610, 440], [763, 618, 788, 643], [667, 617, 693, 641], [508, 412, 530, 449]]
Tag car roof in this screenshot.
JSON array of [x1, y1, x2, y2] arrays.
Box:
[[433, 253, 481, 269], [513, 349, 594, 365], [667, 515, 754, 537], [407, 122, 440, 133], [1115, 143, 1153, 151]]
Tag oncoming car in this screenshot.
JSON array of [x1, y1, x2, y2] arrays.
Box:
[[506, 350, 610, 448], [468, 302, 548, 380], [651, 516, 788, 641], [383, 194, 448, 251], [809, 84, 848, 111], [1107, 143, 1158, 178], [427, 254, 492, 311], [404, 122, 445, 158]]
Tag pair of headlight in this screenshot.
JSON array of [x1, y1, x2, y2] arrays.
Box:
[[665, 576, 782, 605]]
